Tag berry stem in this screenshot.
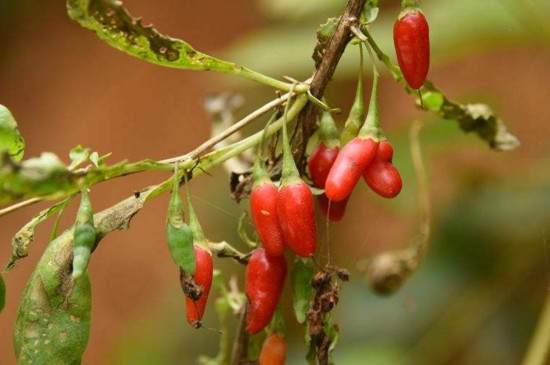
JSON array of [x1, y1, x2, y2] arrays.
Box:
[[281, 85, 301, 185], [252, 113, 278, 185], [358, 43, 385, 141]]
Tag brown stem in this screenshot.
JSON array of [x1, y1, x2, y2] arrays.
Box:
[[292, 0, 367, 170], [230, 302, 249, 365]]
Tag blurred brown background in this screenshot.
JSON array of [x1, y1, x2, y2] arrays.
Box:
[[1, 0, 550, 364]]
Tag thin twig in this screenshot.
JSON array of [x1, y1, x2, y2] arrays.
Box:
[[0, 92, 299, 218], [0, 197, 42, 218], [161, 91, 294, 164], [521, 294, 550, 365]]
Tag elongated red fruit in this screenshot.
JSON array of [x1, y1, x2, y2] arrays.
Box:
[[186, 246, 213, 327], [317, 194, 349, 222], [393, 5, 430, 89], [250, 181, 286, 256], [363, 141, 402, 198], [277, 182, 317, 257], [325, 137, 377, 202], [259, 333, 287, 365], [277, 90, 317, 258], [308, 143, 339, 189], [246, 248, 287, 334]]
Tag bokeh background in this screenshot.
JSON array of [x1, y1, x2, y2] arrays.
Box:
[[1, 0, 550, 364]]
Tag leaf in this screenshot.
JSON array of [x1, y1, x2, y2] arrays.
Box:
[[312, 17, 339, 69], [325, 318, 340, 365], [0, 104, 25, 161], [66, 0, 292, 90], [0, 152, 79, 205], [89, 152, 99, 167], [7, 197, 74, 271], [419, 82, 520, 151], [68, 145, 90, 170], [364, 0, 380, 24], [14, 228, 92, 364], [0, 273, 5, 313], [90, 152, 112, 167], [291, 258, 314, 324], [364, 7, 379, 24]]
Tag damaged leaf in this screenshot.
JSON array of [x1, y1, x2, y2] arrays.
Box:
[[313, 17, 339, 69]]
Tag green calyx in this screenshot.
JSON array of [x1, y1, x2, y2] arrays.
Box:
[[281, 85, 302, 186], [318, 110, 340, 149], [252, 113, 278, 189], [358, 44, 386, 142], [399, 0, 421, 17], [341, 45, 366, 146]]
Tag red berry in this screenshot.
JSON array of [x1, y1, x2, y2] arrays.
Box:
[[277, 181, 317, 258], [393, 10, 430, 89], [245, 248, 287, 334], [259, 333, 287, 365], [186, 246, 213, 326], [317, 194, 349, 222], [363, 141, 402, 199], [325, 137, 378, 202], [308, 143, 339, 189], [250, 181, 286, 256]]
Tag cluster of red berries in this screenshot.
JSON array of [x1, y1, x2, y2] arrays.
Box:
[[182, 3, 429, 361]]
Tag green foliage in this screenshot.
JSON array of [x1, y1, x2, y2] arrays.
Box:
[[313, 17, 339, 68], [7, 197, 74, 271], [14, 228, 92, 365], [0, 149, 169, 205], [66, 0, 300, 92], [291, 258, 314, 324], [0, 152, 77, 205], [0, 104, 25, 161]]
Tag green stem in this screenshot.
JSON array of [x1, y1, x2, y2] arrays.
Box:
[[358, 43, 385, 141], [341, 45, 366, 146], [521, 294, 550, 365], [234, 67, 308, 94], [318, 111, 340, 149], [280, 85, 302, 185], [252, 113, 278, 185]]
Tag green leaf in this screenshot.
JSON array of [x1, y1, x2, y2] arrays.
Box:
[[419, 81, 519, 151], [0, 273, 5, 313], [68, 145, 90, 170], [66, 0, 294, 91], [7, 197, 74, 271], [0, 104, 25, 161], [325, 318, 340, 365], [89, 152, 99, 167], [291, 258, 314, 324], [0, 152, 78, 205], [313, 17, 339, 68], [364, 0, 380, 24], [14, 228, 91, 364]]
